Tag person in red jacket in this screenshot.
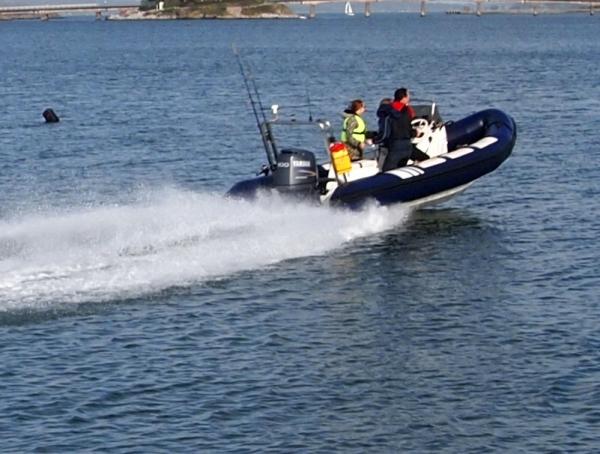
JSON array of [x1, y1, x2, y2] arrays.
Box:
[[379, 88, 428, 171], [379, 88, 413, 171]]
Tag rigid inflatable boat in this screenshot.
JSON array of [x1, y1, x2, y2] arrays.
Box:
[[227, 103, 517, 209]]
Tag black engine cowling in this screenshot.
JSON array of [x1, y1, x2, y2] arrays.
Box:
[[227, 148, 319, 200], [272, 148, 318, 192]]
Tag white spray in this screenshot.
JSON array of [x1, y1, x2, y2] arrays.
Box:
[[0, 188, 409, 310]]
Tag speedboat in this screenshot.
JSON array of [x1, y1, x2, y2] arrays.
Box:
[[227, 102, 517, 209]]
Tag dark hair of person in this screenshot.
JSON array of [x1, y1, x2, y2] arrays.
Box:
[[394, 88, 408, 101], [347, 99, 364, 114]]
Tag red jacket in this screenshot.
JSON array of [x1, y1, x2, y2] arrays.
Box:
[[391, 101, 415, 119]]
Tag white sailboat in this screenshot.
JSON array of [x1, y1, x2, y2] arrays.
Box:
[[344, 1, 355, 16]]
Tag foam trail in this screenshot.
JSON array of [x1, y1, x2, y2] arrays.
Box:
[[0, 189, 409, 310]]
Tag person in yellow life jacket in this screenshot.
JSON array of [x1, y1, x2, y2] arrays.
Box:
[[340, 99, 369, 161]]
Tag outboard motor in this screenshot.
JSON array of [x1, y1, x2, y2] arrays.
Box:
[[272, 148, 318, 194]]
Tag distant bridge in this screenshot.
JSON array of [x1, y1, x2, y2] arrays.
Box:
[[0, 3, 139, 19], [293, 0, 599, 17], [0, 3, 139, 13]]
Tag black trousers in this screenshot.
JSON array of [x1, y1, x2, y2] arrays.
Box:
[[410, 147, 430, 162], [382, 139, 412, 171]]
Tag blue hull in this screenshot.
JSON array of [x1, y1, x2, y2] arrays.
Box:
[[228, 109, 516, 208]]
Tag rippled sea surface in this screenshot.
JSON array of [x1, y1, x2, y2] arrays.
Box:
[[1, 13, 599, 452]]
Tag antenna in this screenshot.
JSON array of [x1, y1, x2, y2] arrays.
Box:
[[232, 45, 278, 169]]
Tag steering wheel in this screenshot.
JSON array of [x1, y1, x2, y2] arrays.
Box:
[[411, 118, 430, 138]]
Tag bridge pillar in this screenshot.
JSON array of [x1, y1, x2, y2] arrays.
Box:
[[591, 2, 594, 15], [308, 3, 316, 19], [475, 0, 482, 16], [95, 10, 102, 20], [364, 2, 371, 17], [420, 0, 426, 17], [532, 5, 538, 15]]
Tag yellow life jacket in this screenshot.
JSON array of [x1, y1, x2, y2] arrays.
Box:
[[340, 114, 366, 145]]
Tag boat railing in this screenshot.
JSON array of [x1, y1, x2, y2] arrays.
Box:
[[260, 106, 355, 184], [262, 103, 336, 156]]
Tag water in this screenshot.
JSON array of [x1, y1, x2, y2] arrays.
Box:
[[1, 13, 599, 452]]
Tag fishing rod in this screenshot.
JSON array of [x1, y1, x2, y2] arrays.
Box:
[[305, 85, 314, 122], [232, 45, 278, 170]]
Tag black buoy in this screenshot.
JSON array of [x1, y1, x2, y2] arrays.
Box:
[[43, 108, 60, 123]]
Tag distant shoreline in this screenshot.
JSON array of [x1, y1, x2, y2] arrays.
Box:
[[107, 4, 299, 21], [0, 2, 300, 21], [0, 6, 594, 21]]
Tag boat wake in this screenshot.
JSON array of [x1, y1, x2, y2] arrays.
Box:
[[0, 188, 409, 311]]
